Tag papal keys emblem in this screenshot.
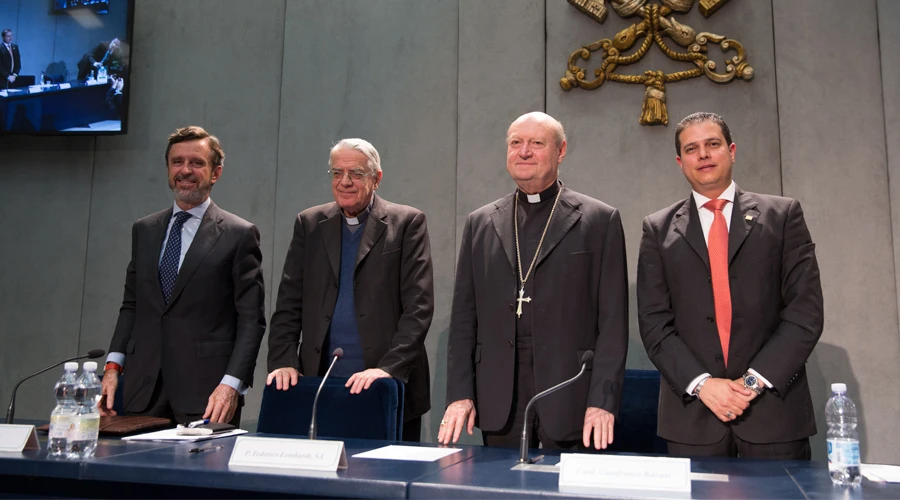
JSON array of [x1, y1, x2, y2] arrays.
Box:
[[560, 0, 753, 126]]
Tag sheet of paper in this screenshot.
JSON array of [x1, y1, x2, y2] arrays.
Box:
[[862, 463, 900, 483], [122, 428, 247, 442], [352, 445, 461, 462]]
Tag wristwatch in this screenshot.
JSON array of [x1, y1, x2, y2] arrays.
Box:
[[692, 376, 709, 397], [742, 372, 764, 395]]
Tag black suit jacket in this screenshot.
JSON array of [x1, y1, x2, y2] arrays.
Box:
[[267, 195, 434, 420], [637, 187, 823, 445], [108, 201, 266, 415], [0, 43, 21, 81], [446, 186, 629, 442]]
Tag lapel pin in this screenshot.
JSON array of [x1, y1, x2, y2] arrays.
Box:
[[745, 215, 754, 221]]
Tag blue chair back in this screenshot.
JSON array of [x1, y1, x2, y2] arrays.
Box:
[[257, 377, 404, 440], [608, 369, 667, 454]]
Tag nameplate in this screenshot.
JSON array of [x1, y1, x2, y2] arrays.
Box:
[[59, 83, 71, 90], [27, 85, 43, 93], [0, 425, 40, 452], [228, 436, 347, 472], [559, 453, 691, 494]]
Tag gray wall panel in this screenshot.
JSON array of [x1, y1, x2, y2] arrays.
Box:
[[276, 0, 458, 440], [547, 0, 781, 369], [881, 0, 900, 426], [0, 0, 897, 463], [78, 0, 285, 425], [775, 0, 899, 463], [451, 0, 545, 444], [0, 137, 94, 420]]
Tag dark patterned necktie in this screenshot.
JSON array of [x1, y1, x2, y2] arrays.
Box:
[[158, 211, 192, 304]]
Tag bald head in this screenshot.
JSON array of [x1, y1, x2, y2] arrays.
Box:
[[507, 112, 567, 149], [506, 111, 568, 194]]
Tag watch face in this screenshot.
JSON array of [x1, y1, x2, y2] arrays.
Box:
[[745, 375, 758, 387]]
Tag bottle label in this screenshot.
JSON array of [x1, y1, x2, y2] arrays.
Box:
[[827, 439, 860, 468], [49, 414, 70, 439], [69, 415, 100, 441]]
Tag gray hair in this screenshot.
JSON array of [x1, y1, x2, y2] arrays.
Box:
[[329, 138, 382, 172]]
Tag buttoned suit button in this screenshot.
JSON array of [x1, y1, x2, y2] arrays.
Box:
[[715, 354, 723, 363], [508, 303, 514, 312], [706, 316, 715, 323], [325, 314, 331, 321], [315, 347, 321, 354], [162, 315, 168, 320]]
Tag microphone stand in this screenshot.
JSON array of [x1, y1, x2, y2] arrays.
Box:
[[6, 351, 103, 424], [309, 352, 341, 440], [518, 361, 591, 464]]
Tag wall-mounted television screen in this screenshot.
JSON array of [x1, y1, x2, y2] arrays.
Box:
[[0, 0, 133, 135]]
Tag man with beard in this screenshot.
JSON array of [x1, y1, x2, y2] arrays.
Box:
[[99, 126, 266, 426]]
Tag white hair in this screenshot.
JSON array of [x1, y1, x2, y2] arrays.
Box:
[[329, 138, 382, 172]]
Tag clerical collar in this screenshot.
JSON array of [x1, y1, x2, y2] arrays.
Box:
[[344, 197, 375, 226], [517, 180, 561, 204]]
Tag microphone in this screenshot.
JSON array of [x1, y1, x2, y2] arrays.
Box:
[[518, 350, 594, 464], [309, 348, 343, 440], [6, 349, 105, 424]]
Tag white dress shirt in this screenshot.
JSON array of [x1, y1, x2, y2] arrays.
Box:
[[684, 182, 772, 395]]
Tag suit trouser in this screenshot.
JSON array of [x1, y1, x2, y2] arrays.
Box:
[[667, 428, 811, 460], [132, 370, 242, 427], [482, 340, 581, 450]]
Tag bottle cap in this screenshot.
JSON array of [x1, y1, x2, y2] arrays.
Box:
[[83, 361, 98, 372], [64, 362, 78, 371], [831, 383, 847, 393]]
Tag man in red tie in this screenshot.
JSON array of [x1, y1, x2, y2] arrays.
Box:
[[0, 29, 21, 88], [637, 112, 823, 459]]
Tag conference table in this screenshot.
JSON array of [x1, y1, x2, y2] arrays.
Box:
[[0, 81, 116, 132], [1, 431, 897, 499]]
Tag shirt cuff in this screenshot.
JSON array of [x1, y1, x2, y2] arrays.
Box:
[[106, 352, 125, 366], [221, 375, 249, 395], [747, 368, 773, 388], [686, 373, 711, 396]]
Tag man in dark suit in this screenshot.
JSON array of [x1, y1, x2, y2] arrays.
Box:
[[266, 138, 434, 442], [637, 112, 823, 459], [439, 112, 628, 450], [99, 126, 266, 426], [0, 29, 21, 88]]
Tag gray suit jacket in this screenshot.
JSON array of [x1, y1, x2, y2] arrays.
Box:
[[446, 186, 629, 442], [638, 187, 823, 445], [267, 195, 434, 420], [109, 201, 266, 415]]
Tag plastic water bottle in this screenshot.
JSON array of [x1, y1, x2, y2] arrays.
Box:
[[67, 361, 102, 458], [48, 362, 79, 457], [826, 383, 861, 486]]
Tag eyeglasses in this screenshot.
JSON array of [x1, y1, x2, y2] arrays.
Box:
[[326, 168, 374, 181]]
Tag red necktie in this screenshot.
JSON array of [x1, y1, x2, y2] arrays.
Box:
[[704, 199, 731, 368]]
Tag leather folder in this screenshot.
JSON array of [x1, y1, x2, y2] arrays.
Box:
[[39, 415, 174, 436]]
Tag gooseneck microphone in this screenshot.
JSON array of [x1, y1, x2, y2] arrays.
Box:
[[309, 348, 343, 440], [5, 349, 105, 424], [518, 350, 594, 464]]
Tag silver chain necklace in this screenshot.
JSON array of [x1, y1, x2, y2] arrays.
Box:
[[513, 185, 562, 318]]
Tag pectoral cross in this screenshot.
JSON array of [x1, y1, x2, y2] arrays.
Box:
[[515, 287, 531, 318]]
